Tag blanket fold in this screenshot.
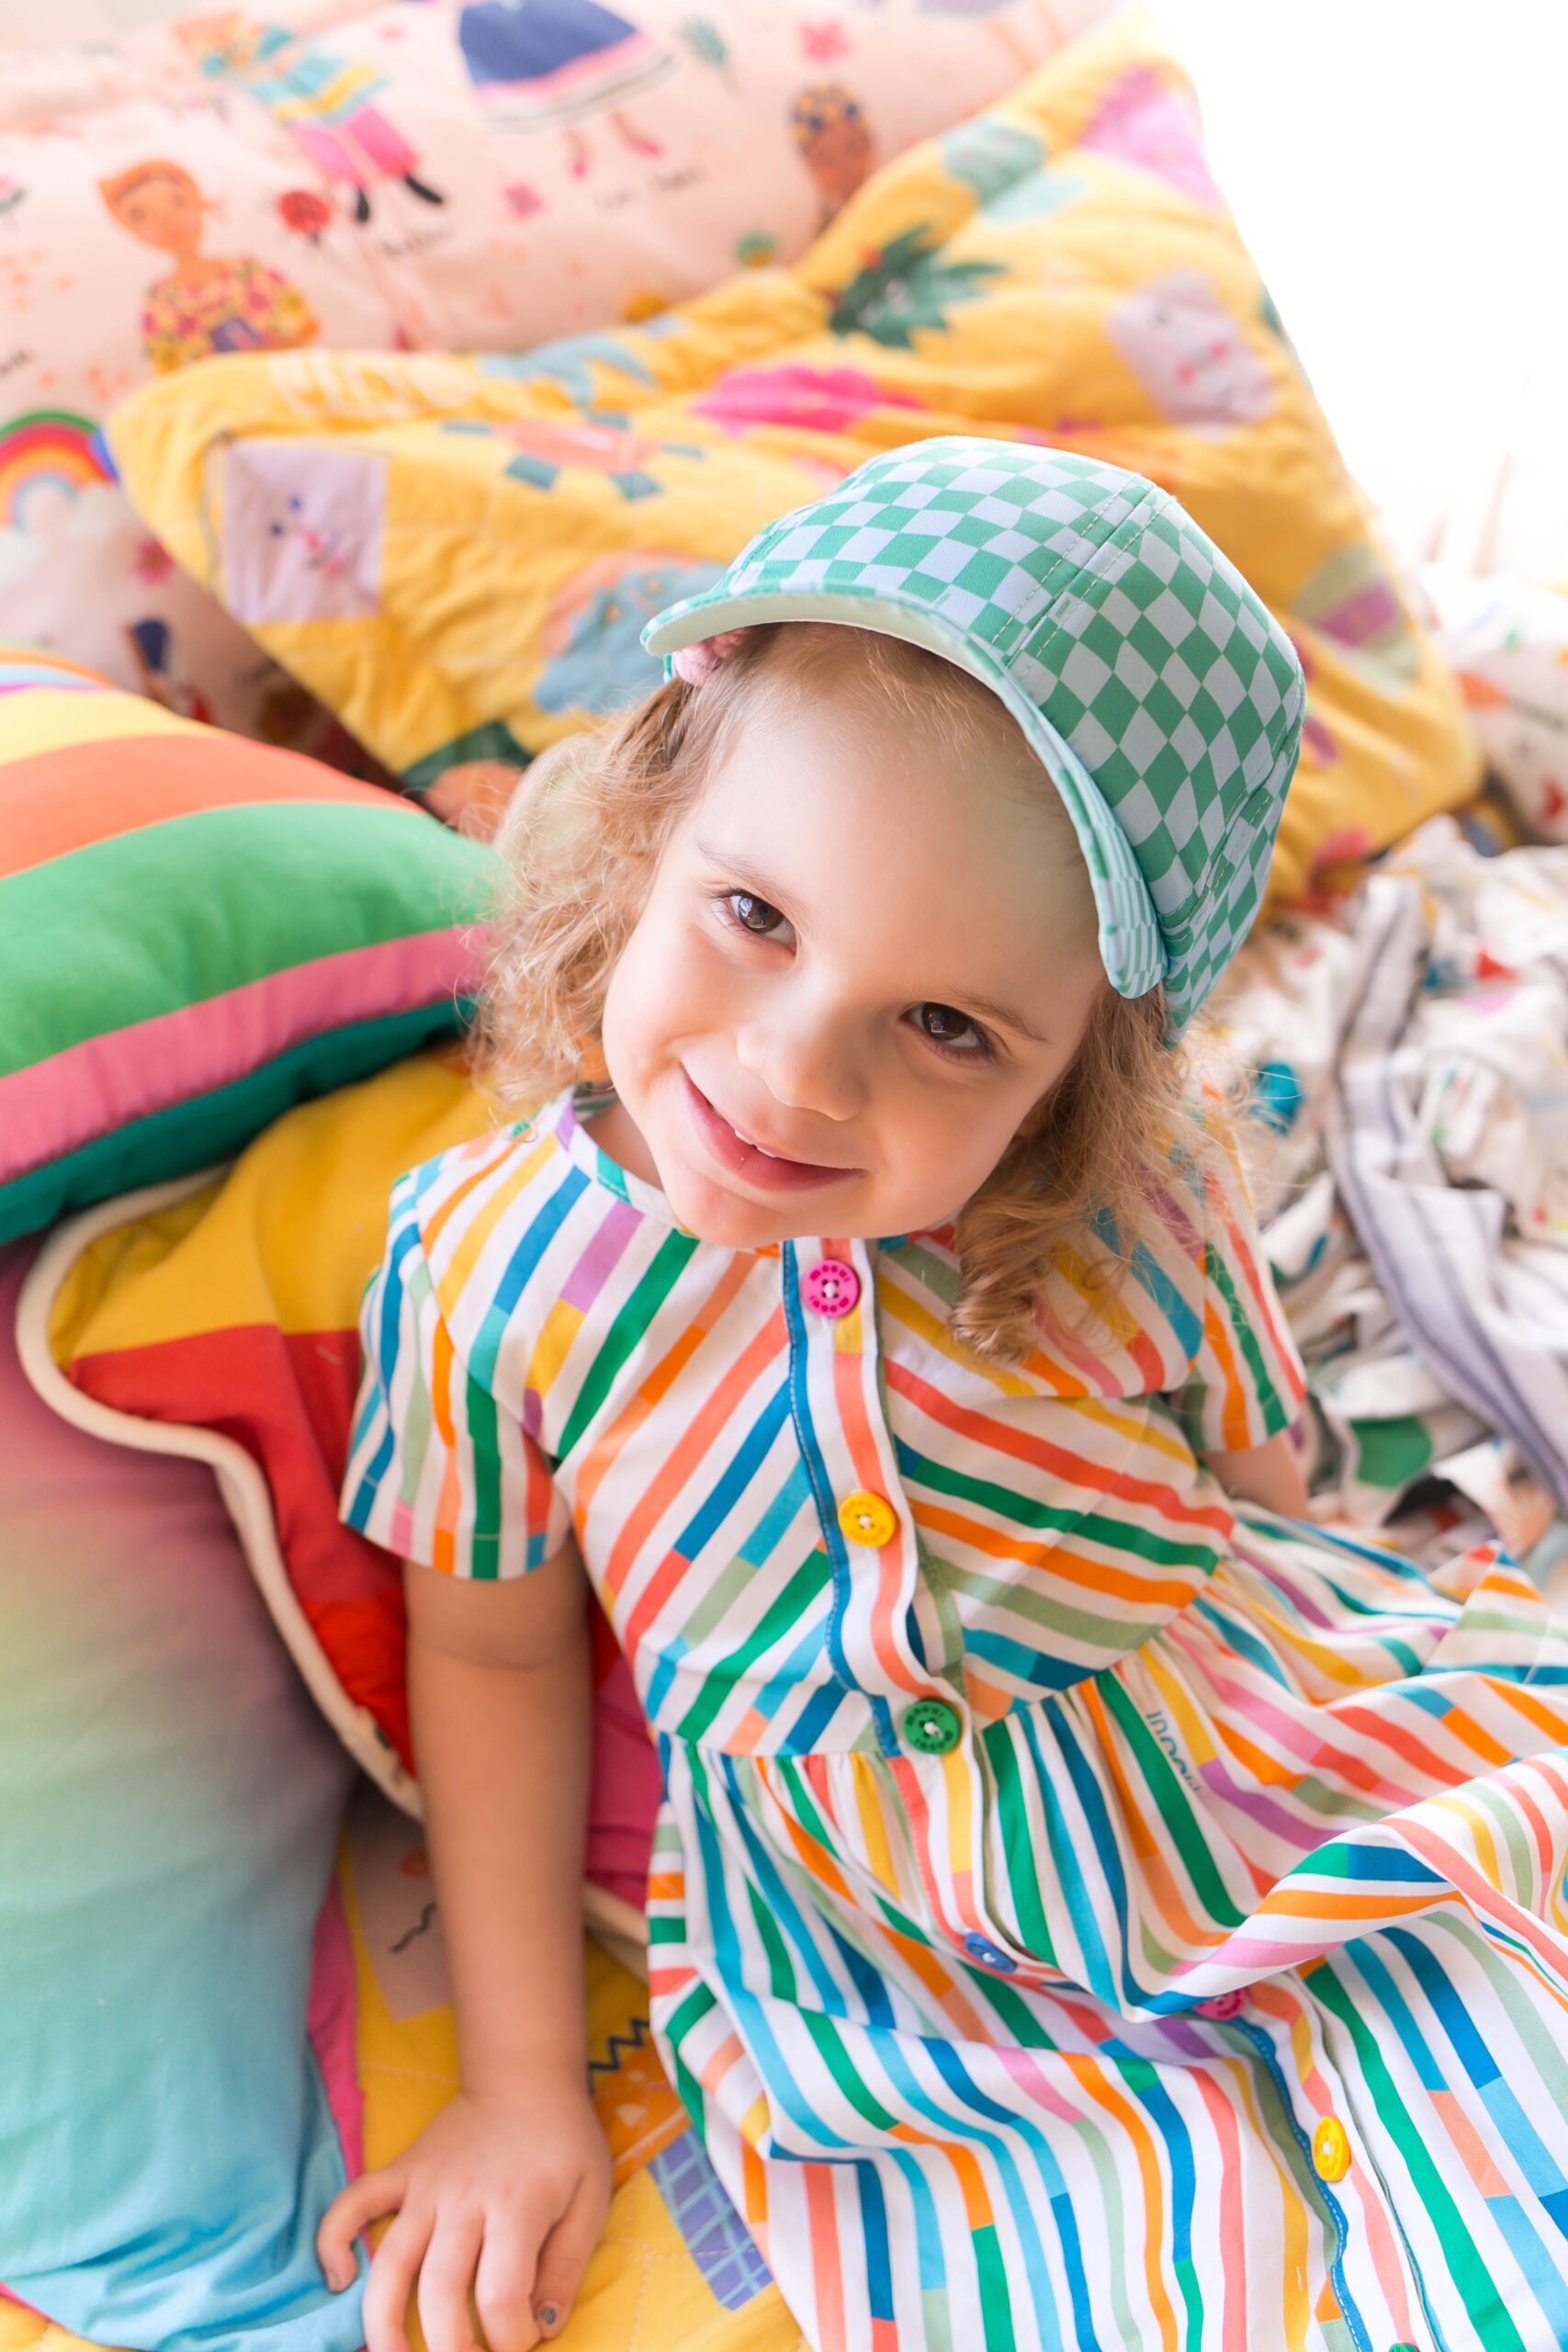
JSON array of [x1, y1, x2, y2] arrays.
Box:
[[107, 6, 1482, 906]]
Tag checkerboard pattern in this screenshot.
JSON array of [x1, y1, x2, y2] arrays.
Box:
[[645, 438, 1305, 1033]]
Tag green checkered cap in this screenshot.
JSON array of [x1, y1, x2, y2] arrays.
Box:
[[642, 437, 1304, 1035]]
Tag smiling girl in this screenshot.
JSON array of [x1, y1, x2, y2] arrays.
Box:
[[321, 441, 1568, 2352]]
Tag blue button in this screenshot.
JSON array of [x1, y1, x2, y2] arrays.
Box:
[[964, 1933, 1017, 1973]]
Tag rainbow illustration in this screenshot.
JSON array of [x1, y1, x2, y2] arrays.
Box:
[[0, 411, 117, 531]]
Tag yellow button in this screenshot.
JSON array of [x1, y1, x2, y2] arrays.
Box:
[[838, 1491, 897, 1547], [1312, 2117, 1351, 2184]]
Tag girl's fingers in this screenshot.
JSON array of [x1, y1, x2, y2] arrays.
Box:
[[416, 2208, 489, 2352], [530, 2175, 611, 2340], [316, 2164, 407, 2290], [361, 2205, 434, 2352], [473, 2211, 551, 2352]]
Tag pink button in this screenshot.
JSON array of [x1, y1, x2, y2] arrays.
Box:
[[1196, 1989, 1247, 2020], [804, 1258, 860, 1317]]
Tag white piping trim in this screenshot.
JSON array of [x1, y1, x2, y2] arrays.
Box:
[[16, 1176, 648, 1973]]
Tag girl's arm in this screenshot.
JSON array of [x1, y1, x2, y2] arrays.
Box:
[[316, 1542, 613, 2352], [1206, 1426, 1311, 1520]]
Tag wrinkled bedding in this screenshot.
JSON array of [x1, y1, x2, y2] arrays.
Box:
[[0, 0, 1089, 746], [106, 9, 1482, 908], [1203, 818, 1568, 1566], [5, 11, 1562, 2346]]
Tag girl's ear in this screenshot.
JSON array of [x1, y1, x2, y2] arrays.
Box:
[[671, 629, 748, 684]]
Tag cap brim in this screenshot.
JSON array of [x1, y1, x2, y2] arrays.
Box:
[[644, 585, 1167, 1009]]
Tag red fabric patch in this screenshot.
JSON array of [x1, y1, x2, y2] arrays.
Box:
[[68, 1324, 661, 1904]]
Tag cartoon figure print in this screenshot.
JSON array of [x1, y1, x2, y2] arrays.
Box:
[[914, 0, 1040, 75], [456, 0, 674, 179], [122, 618, 217, 725], [176, 15, 443, 226], [534, 551, 723, 718], [1077, 62, 1225, 209], [1294, 545, 1419, 691], [791, 85, 875, 229], [445, 410, 705, 501], [1104, 268, 1274, 435], [98, 160, 318, 373]]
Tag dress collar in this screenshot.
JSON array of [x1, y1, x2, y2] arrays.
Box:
[[540, 1087, 919, 1264], [543, 1086, 683, 1228]]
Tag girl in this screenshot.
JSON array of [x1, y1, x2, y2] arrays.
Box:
[[321, 441, 1568, 2352]]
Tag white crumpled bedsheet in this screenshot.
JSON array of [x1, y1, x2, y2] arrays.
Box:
[[1201, 816, 1568, 1588]]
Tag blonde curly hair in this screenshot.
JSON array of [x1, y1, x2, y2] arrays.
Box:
[[479, 624, 1221, 1363]]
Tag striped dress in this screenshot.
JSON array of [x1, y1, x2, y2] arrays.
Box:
[[342, 1087, 1568, 2352]]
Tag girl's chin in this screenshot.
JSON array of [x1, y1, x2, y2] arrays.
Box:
[[663, 1163, 811, 1247], [654, 1148, 852, 1246]]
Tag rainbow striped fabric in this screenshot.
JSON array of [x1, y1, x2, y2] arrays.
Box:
[[344, 1089, 1568, 2352], [0, 645, 496, 1241]]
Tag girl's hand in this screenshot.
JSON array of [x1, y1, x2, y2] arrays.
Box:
[[316, 2075, 613, 2352]]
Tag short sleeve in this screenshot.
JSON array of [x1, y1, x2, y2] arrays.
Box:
[[1170, 1132, 1307, 1458], [339, 1172, 571, 1578]]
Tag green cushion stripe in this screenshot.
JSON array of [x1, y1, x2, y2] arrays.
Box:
[[1, 802, 498, 1069]]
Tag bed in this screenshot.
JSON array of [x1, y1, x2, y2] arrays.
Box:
[[2, 7, 1564, 2349]]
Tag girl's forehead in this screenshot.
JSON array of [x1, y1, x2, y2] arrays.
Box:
[[677, 695, 1101, 993], [693, 693, 1083, 889]]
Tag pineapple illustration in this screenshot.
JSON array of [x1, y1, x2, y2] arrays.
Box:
[[827, 223, 1004, 349]]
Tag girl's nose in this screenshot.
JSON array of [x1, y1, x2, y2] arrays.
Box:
[[734, 1004, 866, 1124]]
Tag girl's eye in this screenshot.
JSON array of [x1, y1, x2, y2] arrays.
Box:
[[726, 891, 790, 938], [912, 1002, 991, 1058]]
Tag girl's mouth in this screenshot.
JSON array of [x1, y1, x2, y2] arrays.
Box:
[[682, 1072, 859, 1193]]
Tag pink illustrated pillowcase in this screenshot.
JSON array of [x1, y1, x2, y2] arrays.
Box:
[[0, 0, 1111, 743]]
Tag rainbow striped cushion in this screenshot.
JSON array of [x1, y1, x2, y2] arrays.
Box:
[[0, 649, 499, 1241]]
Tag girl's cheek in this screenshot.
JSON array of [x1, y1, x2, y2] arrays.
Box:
[[663, 923, 745, 1021]]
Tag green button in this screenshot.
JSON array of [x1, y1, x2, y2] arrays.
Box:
[[903, 1699, 962, 1755]]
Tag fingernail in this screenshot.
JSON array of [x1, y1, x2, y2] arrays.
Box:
[[536, 2303, 559, 2333], [327, 2264, 350, 2292]]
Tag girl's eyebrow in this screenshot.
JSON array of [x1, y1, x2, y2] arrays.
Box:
[[694, 838, 796, 910], [695, 841, 1052, 1043], [956, 992, 1052, 1047]]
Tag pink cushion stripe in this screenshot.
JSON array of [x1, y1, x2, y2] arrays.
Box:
[[0, 928, 481, 1182], [305, 1872, 365, 2182]]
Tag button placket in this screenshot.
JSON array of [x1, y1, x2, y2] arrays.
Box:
[[783, 1239, 899, 1743], [783, 1238, 948, 1751], [1227, 2011, 1376, 2352]]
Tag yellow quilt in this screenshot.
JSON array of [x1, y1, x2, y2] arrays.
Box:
[[108, 9, 1478, 910]]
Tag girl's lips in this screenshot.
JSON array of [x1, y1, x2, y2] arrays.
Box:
[[682, 1072, 859, 1193]]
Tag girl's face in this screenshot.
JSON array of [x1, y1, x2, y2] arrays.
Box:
[[595, 679, 1107, 1250]]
